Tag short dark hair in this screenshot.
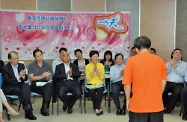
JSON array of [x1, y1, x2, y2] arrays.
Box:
[[74, 49, 82, 55], [59, 47, 67, 53], [89, 50, 99, 58], [114, 53, 123, 60], [0, 60, 4, 66], [134, 36, 151, 50], [131, 47, 135, 51], [33, 49, 43, 57], [171, 48, 182, 59], [8, 51, 18, 59], [150, 48, 156, 53]]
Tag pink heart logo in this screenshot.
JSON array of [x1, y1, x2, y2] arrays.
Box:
[[16, 26, 25, 34], [4, 36, 11, 42]]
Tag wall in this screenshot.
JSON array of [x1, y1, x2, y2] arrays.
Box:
[[0, 0, 177, 63], [176, 0, 187, 61], [141, 0, 176, 62]]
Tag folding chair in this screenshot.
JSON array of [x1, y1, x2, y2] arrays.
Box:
[[108, 80, 125, 113], [83, 78, 107, 113], [52, 79, 82, 115], [180, 81, 186, 116], [0, 73, 21, 121]]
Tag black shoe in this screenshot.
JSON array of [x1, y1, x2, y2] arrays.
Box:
[[100, 110, 104, 115], [121, 108, 126, 116], [40, 108, 49, 116], [67, 107, 73, 114], [25, 112, 37, 120], [96, 111, 100, 116], [116, 109, 122, 115], [182, 115, 187, 120], [164, 108, 172, 114], [63, 105, 67, 111]]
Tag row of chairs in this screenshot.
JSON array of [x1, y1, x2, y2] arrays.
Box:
[[0, 72, 124, 120]]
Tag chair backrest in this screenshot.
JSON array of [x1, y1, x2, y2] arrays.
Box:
[[0, 73, 2, 88], [184, 81, 186, 87]]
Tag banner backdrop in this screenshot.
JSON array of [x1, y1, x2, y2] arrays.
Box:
[[0, 11, 130, 60]]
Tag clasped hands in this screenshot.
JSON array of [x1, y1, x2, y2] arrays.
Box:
[[169, 57, 178, 68], [18, 69, 26, 79], [41, 71, 51, 79]]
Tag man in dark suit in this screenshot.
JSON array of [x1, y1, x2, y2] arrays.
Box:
[[2, 51, 37, 120], [53, 51, 81, 114]]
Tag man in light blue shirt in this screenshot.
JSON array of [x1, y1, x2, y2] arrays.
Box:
[[110, 53, 126, 116], [163, 48, 187, 114]]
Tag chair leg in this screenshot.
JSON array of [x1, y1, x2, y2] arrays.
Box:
[[84, 93, 86, 113], [5, 108, 10, 121], [80, 96, 82, 114], [108, 93, 111, 113], [52, 101, 54, 115], [105, 95, 106, 107], [18, 99, 21, 111], [57, 98, 59, 115], [180, 104, 183, 116]]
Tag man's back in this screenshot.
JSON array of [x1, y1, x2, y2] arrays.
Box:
[[123, 51, 167, 112]]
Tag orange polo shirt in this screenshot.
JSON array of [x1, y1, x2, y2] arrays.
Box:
[[122, 51, 167, 113]]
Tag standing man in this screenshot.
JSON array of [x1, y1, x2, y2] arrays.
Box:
[[123, 36, 167, 122], [2, 51, 36, 120], [28, 49, 53, 116], [110, 53, 126, 116]]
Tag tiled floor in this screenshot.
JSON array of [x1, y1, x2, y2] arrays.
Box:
[[3, 97, 185, 122]]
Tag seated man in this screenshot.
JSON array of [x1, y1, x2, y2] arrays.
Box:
[[2, 51, 36, 120], [110, 53, 126, 116], [28, 49, 53, 116], [123, 47, 137, 65], [163, 48, 187, 114], [53, 51, 81, 114], [52, 47, 67, 110], [150, 47, 156, 55], [0, 60, 4, 73], [181, 73, 187, 120]]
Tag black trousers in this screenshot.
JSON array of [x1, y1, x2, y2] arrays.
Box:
[[87, 87, 104, 109], [112, 81, 126, 109], [181, 87, 187, 116], [5, 83, 33, 111], [162, 81, 183, 111], [58, 80, 81, 108], [129, 111, 164, 122], [30, 82, 53, 106]]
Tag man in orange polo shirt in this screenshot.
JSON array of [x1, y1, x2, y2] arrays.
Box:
[[122, 36, 167, 122]]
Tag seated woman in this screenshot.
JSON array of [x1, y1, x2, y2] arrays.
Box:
[[73, 49, 89, 75], [0, 89, 19, 122], [85, 50, 105, 116], [100, 50, 114, 73]]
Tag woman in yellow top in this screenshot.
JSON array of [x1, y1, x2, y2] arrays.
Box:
[[85, 50, 105, 116]]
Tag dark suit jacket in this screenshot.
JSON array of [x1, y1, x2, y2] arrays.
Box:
[[53, 63, 80, 94], [2, 62, 28, 93]]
